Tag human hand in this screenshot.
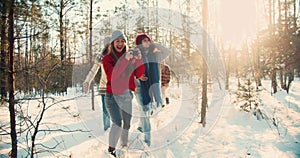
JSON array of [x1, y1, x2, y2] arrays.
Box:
[[153, 47, 159, 53], [138, 74, 148, 81], [133, 49, 142, 60], [128, 48, 142, 60], [82, 82, 89, 93], [125, 50, 134, 61]]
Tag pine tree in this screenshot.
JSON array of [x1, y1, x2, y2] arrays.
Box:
[[235, 78, 260, 113]]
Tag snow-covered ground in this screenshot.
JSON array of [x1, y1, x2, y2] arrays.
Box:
[[0, 78, 299, 158]]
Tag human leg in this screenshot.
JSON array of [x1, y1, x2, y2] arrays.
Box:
[[105, 93, 122, 149], [114, 90, 133, 146], [141, 109, 151, 146], [102, 94, 110, 131], [150, 83, 162, 108], [134, 92, 144, 132], [134, 92, 151, 145], [161, 85, 166, 106]]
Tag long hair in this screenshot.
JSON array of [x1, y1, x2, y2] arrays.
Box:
[[98, 44, 110, 62], [102, 44, 110, 56]]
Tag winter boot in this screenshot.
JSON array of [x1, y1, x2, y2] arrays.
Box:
[[108, 147, 126, 158], [137, 127, 143, 133], [144, 139, 151, 147], [166, 97, 169, 104], [108, 147, 117, 157]]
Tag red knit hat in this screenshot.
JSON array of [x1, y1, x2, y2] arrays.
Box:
[[135, 33, 151, 45]]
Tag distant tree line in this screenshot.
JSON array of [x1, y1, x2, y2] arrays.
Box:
[[1, 0, 299, 157], [222, 0, 300, 94]]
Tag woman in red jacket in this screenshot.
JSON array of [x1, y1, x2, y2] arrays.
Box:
[[102, 30, 146, 157]]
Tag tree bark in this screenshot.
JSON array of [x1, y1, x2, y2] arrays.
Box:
[[271, 68, 277, 94], [89, 0, 95, 110], [60, 0, 66, 93], [200, 0, 208, 127], [8, 0, 17, 157], [279, 68, 285, 89], [269, 0, 277, 94], [0, 1, 8, 100], [25, 24, 29, 93]]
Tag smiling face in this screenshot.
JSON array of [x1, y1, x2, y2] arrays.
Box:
[[113, 38, 126, 52], [141, 37, 150, 48]]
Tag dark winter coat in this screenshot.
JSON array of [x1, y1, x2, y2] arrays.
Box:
[[138, 44, 162, 106]]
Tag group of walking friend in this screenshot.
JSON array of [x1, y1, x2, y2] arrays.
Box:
[[83, 30, 171, 157]]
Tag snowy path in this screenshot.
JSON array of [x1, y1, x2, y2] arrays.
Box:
[[2, 79, 298, 157], [73, 82, 199, 157], [69, 81, 227, 157], [65, 79, 300, 158]]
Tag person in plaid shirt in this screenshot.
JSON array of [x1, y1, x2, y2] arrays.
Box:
[[161, 63, 171, 107]]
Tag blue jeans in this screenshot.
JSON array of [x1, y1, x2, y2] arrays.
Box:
[[101, 94, 110, 131], [105, 90, 133, 148], [135, 92, 151, 145]]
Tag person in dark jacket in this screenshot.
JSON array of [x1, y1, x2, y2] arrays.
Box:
[[135, 33, 163, 113], [134, 33, 163, 146]]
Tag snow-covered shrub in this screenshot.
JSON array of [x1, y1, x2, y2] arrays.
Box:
[[234, 78, 262, 118]]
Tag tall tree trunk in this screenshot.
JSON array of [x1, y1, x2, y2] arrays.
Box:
[[186, 0, 191, 56], [286, 68, 294, 93], [253, 0, 262, 88], [278, 0, 282, 30], [254, 39, 262, 88], [254, 44, 262, 87], [0, 1, 8, 100], [278, 0, 286, 90], [200, 0, 208, 127], [17, 35, 21, 73], [89, 0, 95, 110], [8, 0, 17, 157], [284, 70, 288, 90], [64, 15, 69, 91], [25, 24, 29, 93], [60, 0, 66, 93], [286, 0, 296, 93], [233, 47, 240, 87], [167, 0, 173, 63], [279, 68, 285, 89], [269, 0, 277, 94], [271, 68, 277, 94], [293, 0, 296, 30], [284, 0, 288, 31], [221, 44, 229, 90]]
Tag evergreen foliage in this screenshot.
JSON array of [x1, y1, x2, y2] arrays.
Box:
[[235, 78, 260, 113]]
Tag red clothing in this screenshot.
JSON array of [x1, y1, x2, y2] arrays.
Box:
[[102, 52, 145, 95]]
